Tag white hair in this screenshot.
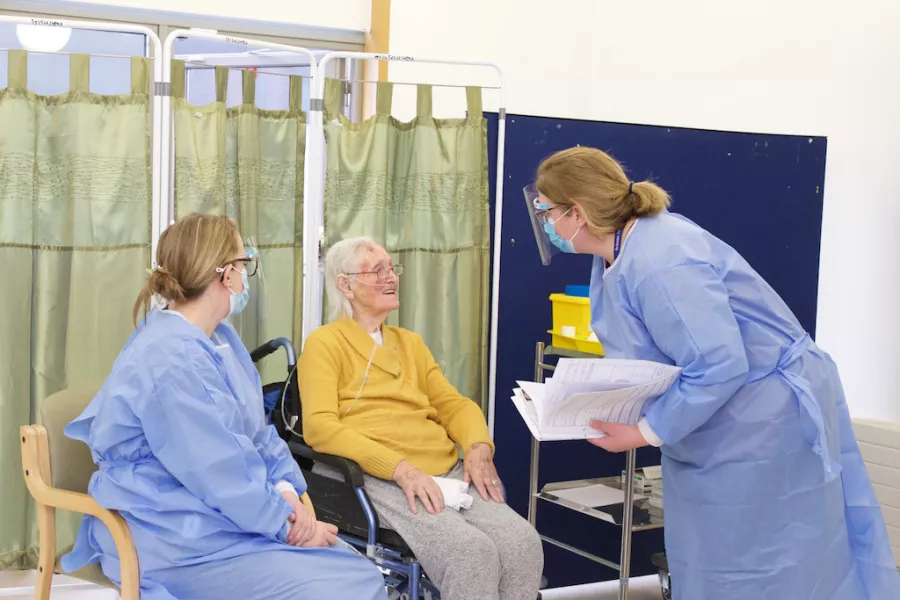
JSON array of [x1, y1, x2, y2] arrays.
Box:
[[324, 236, 380, 322]]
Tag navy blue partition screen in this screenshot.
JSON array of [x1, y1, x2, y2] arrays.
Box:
[[485, 113, 827, 587]]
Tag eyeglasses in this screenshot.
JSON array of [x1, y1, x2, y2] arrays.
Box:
[[346, 264, 404, 281], [536, 205, 570, 225], [235, 257, 258, 277], [218, 256, 258, 278]]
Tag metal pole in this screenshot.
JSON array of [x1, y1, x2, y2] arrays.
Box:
[[486, 103, 507, 439], [528, 437, 541, 527], [619, 448, 637, 600], [528, 343, 545, 526]]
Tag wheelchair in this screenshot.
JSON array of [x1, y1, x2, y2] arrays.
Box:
[[251, 337, 546, 600], [252, 337, 438, 600]]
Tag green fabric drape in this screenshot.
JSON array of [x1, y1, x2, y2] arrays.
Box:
[[0, 51, 152, 569], [172, 62, 305, 381], [322, 79, 491, 408]]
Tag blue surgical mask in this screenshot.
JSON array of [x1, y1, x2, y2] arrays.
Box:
[[228, 268, 250, 316], [543, 209, 582, 254]]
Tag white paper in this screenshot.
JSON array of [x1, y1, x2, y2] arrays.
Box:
[[510, 358, 681, 442], [553, 358, 680, 387], [511, 391, 604, 441], [549, 484, 641, 508], [516, 380, 549, 424]]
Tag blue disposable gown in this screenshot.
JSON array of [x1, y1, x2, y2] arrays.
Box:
[[62, 309, 385, 600], [590, 212, 899, 599]]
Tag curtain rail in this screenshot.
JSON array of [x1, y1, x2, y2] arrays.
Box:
[[182, 64, 311, 77], [0, 48, 147, 60], [341, 79, 501, 91]]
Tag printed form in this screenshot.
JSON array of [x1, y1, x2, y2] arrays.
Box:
[[512, 358, 681, 441]]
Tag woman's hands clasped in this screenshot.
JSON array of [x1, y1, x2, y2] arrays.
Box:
[[281, 490, 338, 548]]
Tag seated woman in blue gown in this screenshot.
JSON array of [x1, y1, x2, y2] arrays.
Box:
[[61, 213, 387, 600]]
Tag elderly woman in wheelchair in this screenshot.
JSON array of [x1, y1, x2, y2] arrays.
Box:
[[297, 237, 545, 600], [61, 214, 387, 600]]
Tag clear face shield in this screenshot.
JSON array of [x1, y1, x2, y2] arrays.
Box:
[[226, 236, 269, 333], [242, 237, 268, 317], [524, 183, 561, 266], [242, 236, 263, 288]]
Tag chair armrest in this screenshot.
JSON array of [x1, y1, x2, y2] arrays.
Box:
[[287, 440, 366, 488], [20, 425, 141, 600]]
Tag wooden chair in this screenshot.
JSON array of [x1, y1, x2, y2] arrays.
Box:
[[20, 387, 139, 599], [20, 387, 316, 600]]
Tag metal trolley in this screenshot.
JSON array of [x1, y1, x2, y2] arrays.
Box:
[[527, 343, 667, 600]]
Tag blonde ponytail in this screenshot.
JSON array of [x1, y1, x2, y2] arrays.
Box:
[[537, 147, 671, 232], [629, 180, 670, 218]]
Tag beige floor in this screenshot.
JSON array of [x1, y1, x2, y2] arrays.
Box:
[[542, 576, 664, 600], [0, 570, 116, 599], [1, 568, 663, 600]]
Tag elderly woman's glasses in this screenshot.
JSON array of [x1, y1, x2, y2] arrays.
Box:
[[347, 264, 404, 281]]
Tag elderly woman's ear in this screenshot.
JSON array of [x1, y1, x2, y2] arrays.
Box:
[[338, 274, 354, 298]]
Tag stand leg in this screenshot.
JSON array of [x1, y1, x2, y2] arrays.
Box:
[[529, 342, 545, 527], [528, 437, 540, 526], [619, 448, 637, 600]]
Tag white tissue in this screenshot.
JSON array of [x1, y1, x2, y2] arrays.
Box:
[[432, 476, 474, 511], [560, 325, 577, 337], [587, 331, 599, 342]]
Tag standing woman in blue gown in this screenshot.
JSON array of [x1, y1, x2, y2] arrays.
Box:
[[528, 147, 898, 599], [62, 213, 387, 600]]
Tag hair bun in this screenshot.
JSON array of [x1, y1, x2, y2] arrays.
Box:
[[148, 266, 186, 304], [629, 180, 669, 218]]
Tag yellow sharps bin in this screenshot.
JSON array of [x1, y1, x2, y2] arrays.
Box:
[[548, 293, 604, 355]]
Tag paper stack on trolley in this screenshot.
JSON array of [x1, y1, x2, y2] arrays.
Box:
[[511, 358, 682, 441]]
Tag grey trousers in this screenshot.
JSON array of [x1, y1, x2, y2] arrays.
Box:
[[362, 462, 543, 600]]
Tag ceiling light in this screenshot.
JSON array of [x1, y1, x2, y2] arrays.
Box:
[[16, 24, 72, 53]]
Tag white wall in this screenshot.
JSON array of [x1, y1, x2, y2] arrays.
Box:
[[388, 0, 900, 423], [32, 0, 370, 32]]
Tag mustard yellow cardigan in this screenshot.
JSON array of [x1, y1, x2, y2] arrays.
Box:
[[298, 318, 493, 480]]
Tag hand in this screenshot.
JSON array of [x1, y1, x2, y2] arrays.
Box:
[[281, 490, 315, 546], [587, 421, 649, 453], [392, 460, 445, 515], [300, 521, 339, 548], [463, 443, 504, 503]]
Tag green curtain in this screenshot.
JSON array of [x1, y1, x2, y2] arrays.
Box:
[[322, 79, 491, 408], [0, 51, 152, 569], [171, 61, 305, 382]]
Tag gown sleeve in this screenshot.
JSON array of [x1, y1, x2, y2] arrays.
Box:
[[634, 263, 750, 445], [253, 424, 307, 496], [139, 348, 294, 541]]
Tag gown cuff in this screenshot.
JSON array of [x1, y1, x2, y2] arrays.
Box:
[[274, 480, 297, 496], [638, 418, 664, 447]]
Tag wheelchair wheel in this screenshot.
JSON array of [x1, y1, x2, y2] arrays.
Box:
[[651, 552, 672, 600], [387, 586, 435, 600]]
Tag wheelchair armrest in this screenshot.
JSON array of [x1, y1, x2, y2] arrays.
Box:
[[250, 337, 296, 366], [288, 440, 366, 488]]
